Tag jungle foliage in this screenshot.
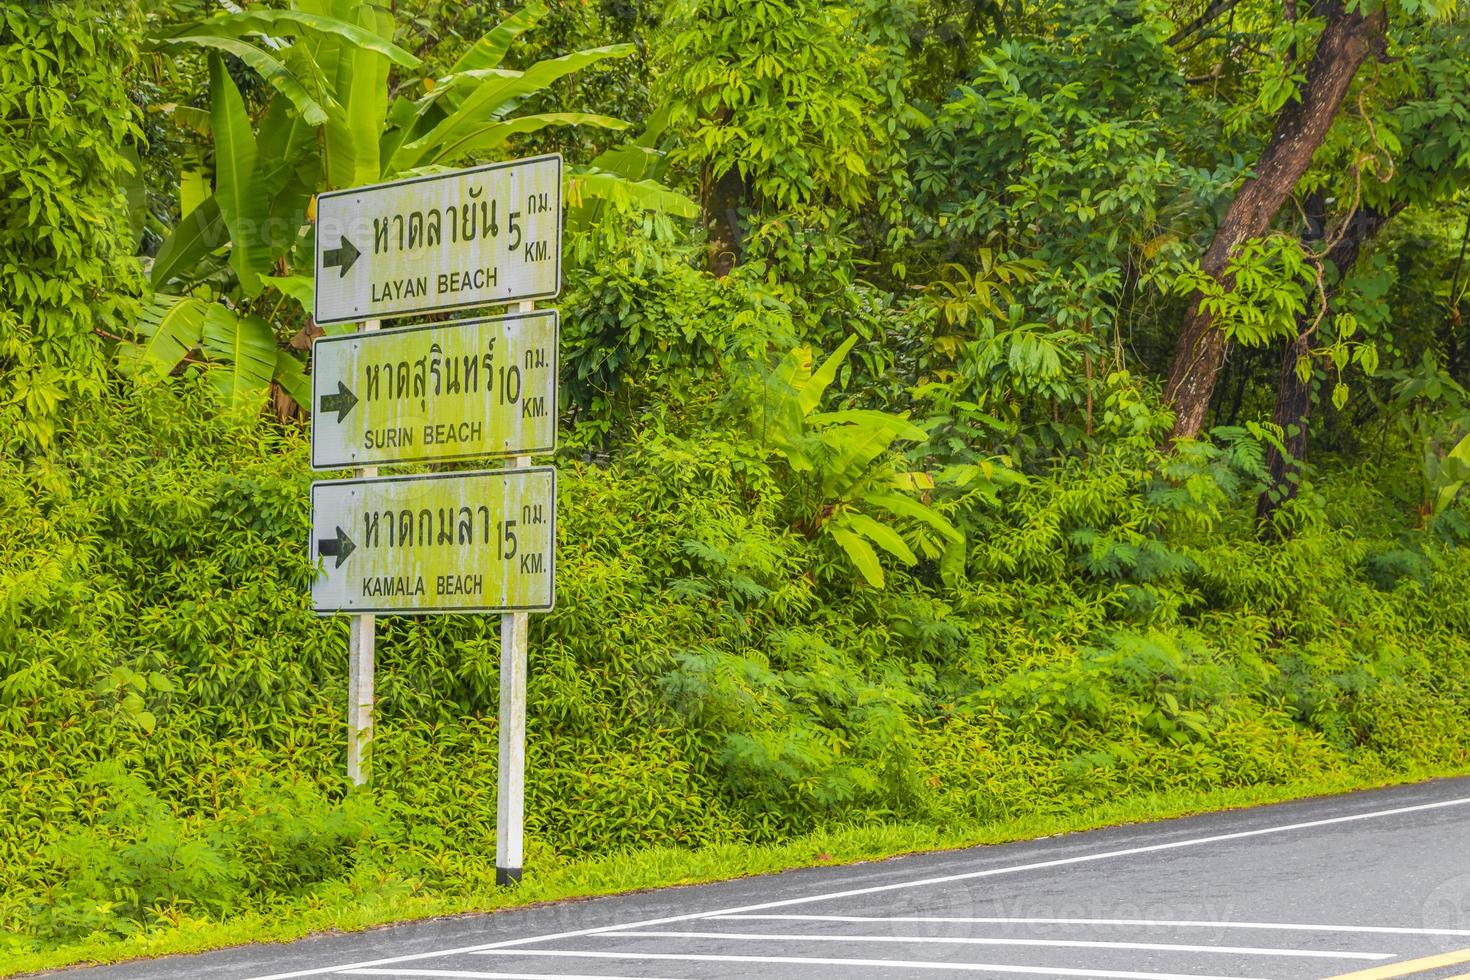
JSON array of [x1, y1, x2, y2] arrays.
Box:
[[2, 0, 1470, 964]]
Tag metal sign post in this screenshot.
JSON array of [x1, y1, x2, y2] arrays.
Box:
[[347, 317, 379, 787], [497, 300, 535, 886]]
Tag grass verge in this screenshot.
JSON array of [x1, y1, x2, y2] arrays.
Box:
[[10, 762, 1469, 978]]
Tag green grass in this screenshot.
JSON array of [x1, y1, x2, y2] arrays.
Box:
[[9, 763, 1467, 978]]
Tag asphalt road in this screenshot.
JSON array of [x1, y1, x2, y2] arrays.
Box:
[[37, 776, 1470, 980]]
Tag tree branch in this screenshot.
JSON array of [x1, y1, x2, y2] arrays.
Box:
[[1168, 0, 1246, 47]]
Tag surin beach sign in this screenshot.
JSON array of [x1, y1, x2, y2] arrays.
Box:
[[313, 154, 562, 325], [309, 310, 558, 469], [310, 468, 556, 615]]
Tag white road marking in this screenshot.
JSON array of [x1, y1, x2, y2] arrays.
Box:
[[591, 928, 1393, 960], [711, 914, 1470, 937], [457, 948, 1271, 979], [343, 971, 691, 980], [240, 790, 1470, 979]]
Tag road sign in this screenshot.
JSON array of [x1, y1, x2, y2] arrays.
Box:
[[310, 310, 557, 469], [314, 154, 562, 325], [311, 468, 555, 615]]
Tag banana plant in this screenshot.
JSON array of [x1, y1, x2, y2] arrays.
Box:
[[124, 0, 696, 412], [1436, 431, 1470, 517], [1379, 353, 1470, 522], [755, 336, 966, 588]]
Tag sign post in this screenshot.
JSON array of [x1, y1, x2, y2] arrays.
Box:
[[310, 153, 562, 879], [347, 317, 379, 787], [497, 299, 535, 886]]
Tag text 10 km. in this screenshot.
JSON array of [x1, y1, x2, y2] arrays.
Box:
[[364, 354, 535, 406]]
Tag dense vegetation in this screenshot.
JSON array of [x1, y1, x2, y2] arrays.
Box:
[[2, 0, 1469, 968]]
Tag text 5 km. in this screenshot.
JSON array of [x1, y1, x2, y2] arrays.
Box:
[[367, 187, 551, 256]]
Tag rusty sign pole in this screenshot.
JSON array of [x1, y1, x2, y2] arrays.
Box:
[[347, 318, 381, 786]]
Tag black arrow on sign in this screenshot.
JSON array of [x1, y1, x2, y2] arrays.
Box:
[[318, 380, 359, 422], [317, 525, 356, 568], [322, 236, 360, 277]]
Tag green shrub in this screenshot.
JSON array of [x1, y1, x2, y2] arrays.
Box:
[[3, 379, 1469, 950], [0, 0, 143, 451]]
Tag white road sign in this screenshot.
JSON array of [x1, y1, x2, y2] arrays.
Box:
[[311, 468, 556, 615], [314, 154, 562, 325], [310, 310, 557, 469]]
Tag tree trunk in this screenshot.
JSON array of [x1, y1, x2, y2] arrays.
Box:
[[704, 164, 746, 277], [1443, 212, 1470, 383], [1256, 203, 1396, 534], [1255, 331, 1316, 530], [1254, 193, 1326, 532], [1164, 1, 1387, 442]]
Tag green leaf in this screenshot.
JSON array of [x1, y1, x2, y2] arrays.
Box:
[[200, 306, 277, 409], [1451, 432, 1470, 469], [427, 112, 628, 168], [180, 161, 209, 219], [324, 2, 394, 185], [568, 168, 699, 219], [1357, 343, 1380, 376], [586, 145, 661, 182], [865, 490, 963, 542], [274, 350, 312, 408], [447, 2, 546, 75], [263, 275, 315, 314], [120, 145, 147, 246], [167, 104, 212, 137], [255, 95, 319, 198], [797, 335, 858, 415], [818, 426, 902, 498], [150, 36, 328, 126], [393, 44, 634, 172], [119, 295, 209, 379], [828, 524, 884, 588], [841, 512, 917, 565], [379, 94, 424, 165], [162, 9, 421, 68], [151, 196, 226, 288], [814, 409, 930, 442], [1434, 432, 1470, 516], [565, 108, 679, 231], [210, 54, 267, 296], [939, 533, 967, 588]]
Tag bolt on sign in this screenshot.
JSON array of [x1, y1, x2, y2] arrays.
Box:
[[310, 310, 557, 469], [314, 154, 562, 325], [311, 468, 556, 615]]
